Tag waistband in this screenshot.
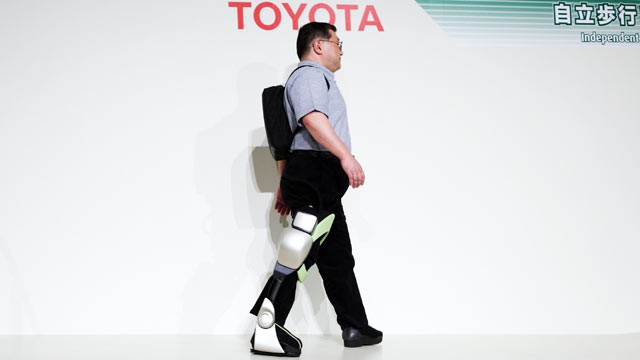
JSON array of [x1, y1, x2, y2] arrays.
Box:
[[290, 150, 337, 159]]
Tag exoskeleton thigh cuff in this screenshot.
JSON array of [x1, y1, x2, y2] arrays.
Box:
[[292, 211, 317, 234]]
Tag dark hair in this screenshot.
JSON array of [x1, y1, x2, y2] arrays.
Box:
[[296, 22, 337, 60]]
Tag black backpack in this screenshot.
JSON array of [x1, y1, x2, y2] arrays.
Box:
[[261, 66, 329, 161]]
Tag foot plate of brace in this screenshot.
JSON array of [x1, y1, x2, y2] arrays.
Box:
[[250, 349, 301, 357]]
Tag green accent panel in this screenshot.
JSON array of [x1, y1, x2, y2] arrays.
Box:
[[311, 214, 335, 242], [318, 232, 330, 246], [297, 264, 308, 282], [297, 214, 335, 282]]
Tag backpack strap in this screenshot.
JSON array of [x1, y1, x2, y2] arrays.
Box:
[[286, 65, 330, 89]]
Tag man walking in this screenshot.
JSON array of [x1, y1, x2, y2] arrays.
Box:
[[250, 22, 382, 357]]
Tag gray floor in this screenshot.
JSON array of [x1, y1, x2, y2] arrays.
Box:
[[1, 334, 639, 360]]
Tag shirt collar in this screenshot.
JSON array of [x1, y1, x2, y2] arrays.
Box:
[[298, 60, 335, 81]]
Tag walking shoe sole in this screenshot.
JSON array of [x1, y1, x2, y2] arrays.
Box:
[[343, 335, 383, 348]]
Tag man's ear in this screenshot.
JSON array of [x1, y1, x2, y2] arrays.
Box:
[[312, 40, 322, 54]]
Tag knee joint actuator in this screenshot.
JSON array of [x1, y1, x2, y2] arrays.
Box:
[[277, 211, 317, 270]]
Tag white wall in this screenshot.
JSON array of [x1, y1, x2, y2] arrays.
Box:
[[1, 0, 639, 335]]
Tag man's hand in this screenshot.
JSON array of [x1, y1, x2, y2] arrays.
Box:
[[274, 186, 290, 216], [274, 160, 290, 216], [341, 155, 365, 189], [302, 112, 366, 189]]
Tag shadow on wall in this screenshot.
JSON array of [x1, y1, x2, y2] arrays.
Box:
[[184, 63, 337, 334]]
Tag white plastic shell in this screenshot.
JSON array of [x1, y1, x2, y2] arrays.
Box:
[[277, 227, 313, 270], [292, 211, 317, 233]]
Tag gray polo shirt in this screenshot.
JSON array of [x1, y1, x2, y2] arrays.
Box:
[[284, 61, 351, 152]]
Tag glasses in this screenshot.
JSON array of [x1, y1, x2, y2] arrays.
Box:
[[319, 39, 343, 50]]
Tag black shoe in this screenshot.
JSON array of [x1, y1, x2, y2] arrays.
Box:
[[342, 326, 383, 348]]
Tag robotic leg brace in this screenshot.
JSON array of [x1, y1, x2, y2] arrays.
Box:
[[251, 208, 335, 357]]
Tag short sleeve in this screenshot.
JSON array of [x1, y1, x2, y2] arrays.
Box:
[[287, 69, 329, 126]]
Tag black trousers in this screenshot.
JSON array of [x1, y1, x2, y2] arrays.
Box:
[[250, 151, 369, 330]]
